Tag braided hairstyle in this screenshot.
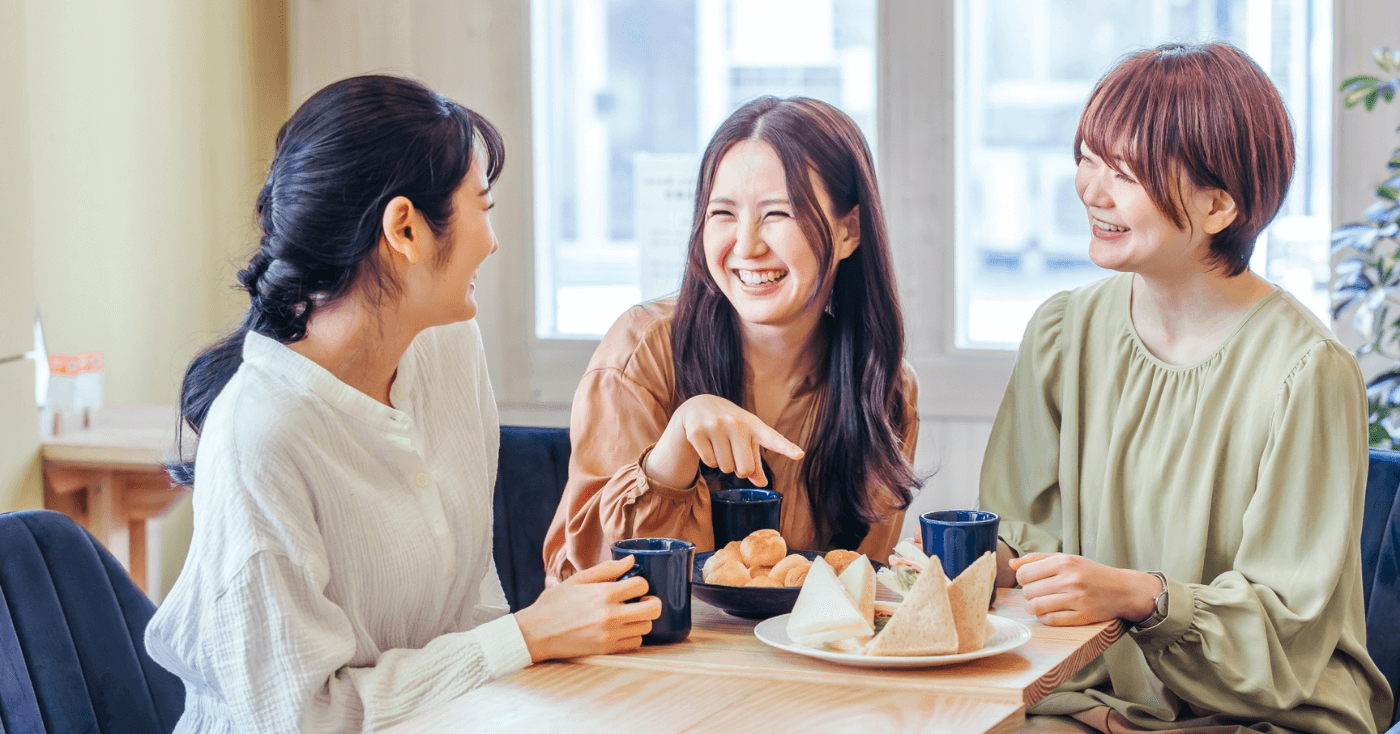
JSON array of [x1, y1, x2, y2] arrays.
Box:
[[170, 75, 505, 485]]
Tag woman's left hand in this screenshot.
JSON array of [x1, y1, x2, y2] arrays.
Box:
[[1010, 553, 1161, 626]]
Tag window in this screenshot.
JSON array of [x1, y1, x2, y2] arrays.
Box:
[[955, 0, 1333, 348], [530, 0, 878, 339]]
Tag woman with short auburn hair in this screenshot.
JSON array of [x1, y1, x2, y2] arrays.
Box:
[[981, 43, 1393, 732], [543, 96, 921, 582]]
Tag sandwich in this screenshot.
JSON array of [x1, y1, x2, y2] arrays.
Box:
[[862, 559, 959, 656], [792, 548, 999, 657], [945, 551, 996, 652], [785, 556, 873, 646], [876, 539, 930, 598], [826, 555, 876, 653]]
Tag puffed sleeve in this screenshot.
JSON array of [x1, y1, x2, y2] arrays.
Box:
[[1129, 341, 1389, 729], [979, 291, 1069, 557], [542, 365, 712, 582], [145, 474, 530, 733]]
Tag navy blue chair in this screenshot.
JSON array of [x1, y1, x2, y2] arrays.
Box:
[[492, 426, 572, 612], [0, 509, 184, 733], [1365, 448, 1400, 729]]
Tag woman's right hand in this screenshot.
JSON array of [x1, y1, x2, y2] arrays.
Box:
[[644, 394, 805, 489], [514, 556, 662, 661]]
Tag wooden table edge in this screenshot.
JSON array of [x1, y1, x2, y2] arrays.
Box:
[[1019, 618, 1124, 706], [569, 612, 1125, 708], [578, 651, 1033, 702]]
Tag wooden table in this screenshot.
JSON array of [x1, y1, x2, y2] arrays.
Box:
[[388, 589, 1123, 734], [40, 405, 185, 593]]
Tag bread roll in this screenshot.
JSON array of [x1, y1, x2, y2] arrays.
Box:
[[783, 563, 811, 587], [741, 529, 786, 567], [703, 548, 742, 579], [750, 565, 774, 579], [707, 560, 751, 587], [745, 575, 780, 588], [768, 554, 808, 581], [825, 549, 859, 575]]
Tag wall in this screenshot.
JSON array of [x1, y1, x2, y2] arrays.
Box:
[[291, 0, 534, 422], [25, 1, 287, 408], [0, 1, 42, 513], [4, 0, 288, 595], [1333, 0, 1400, 372]]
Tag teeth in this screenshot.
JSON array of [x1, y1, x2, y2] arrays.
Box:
[[1094, 219, 1128, 233], [737, 269, 787, 286]]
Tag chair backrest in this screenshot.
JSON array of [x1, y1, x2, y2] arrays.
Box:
[[1364, 448, 1400, 727], [492, 426, 572, 611], [0, 510, 184, 734]]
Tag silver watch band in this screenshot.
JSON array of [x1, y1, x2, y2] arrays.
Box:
[[1134, 571, 1169, 630]]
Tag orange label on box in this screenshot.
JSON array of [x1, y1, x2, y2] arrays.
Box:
[[49, 352, 103, 376]]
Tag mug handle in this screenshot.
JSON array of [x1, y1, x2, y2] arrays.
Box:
[[616, 563, 643, 603]]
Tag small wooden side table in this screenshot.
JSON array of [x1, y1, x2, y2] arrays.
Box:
[[40, 405, 185, 594]]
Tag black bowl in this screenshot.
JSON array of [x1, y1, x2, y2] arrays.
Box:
[[691, 549, 883, 620]]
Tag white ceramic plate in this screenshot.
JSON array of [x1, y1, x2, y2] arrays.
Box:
[[753, 613, 1032, 669]]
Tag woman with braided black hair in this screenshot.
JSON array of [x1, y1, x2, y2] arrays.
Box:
[[145, 75, 659, 733]]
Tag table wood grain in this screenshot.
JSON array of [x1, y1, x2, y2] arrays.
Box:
[[572, 588, 1122, 707], [387, 589, 1122, 733], [385, 664, 1026, 734]]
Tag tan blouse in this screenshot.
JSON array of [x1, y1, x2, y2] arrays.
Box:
[[981, 274, 1392, 733], [543, 299, 920, 582]]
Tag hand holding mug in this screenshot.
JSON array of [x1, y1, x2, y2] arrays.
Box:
[[515, 556, 662, 661]]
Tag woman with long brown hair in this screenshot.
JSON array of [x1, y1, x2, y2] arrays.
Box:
[[544, 96, 921, 581]]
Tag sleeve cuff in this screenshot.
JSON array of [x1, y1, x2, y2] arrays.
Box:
[[634, 443, 705, 500], [996, 521, 1062, 560], [1130, 575, 1194, 654], [473, 613, 533, 678]]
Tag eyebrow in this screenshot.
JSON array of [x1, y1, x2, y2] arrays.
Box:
[[707, 197, 791, 206]]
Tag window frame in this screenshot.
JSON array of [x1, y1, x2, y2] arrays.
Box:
[[289, 0, 1400, 427]]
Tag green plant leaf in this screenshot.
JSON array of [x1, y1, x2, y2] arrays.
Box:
[[1342, 74, 1382, 91], [1346, 87, 1375, 108], [1371, 421, 1392, 447]]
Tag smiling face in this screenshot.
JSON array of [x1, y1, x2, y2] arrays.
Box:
[[1075, 143, 1219, 277], [702, 139, 857, 332], [434, 146, 497, 322], [384, 145, 499, 329]]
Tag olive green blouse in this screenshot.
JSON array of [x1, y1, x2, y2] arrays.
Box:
[[981, 273, 1392, 733]]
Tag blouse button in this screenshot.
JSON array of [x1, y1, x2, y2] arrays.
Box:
[[445, 561, 456, 577], [391, 385, 406, 403], [414, 473, 430, 488]]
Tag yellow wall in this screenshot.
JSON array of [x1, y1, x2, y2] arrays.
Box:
[[0, 0, 42, 513], [25, 1, 287, 407], [4, 1, 288, 593]]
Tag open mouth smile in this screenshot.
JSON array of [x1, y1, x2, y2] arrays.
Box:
[[735, 269, 788, 287], [1092, 217, 1129, 234]]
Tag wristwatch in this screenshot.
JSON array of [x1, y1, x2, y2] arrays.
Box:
[[1135, 572, 1169, 630]]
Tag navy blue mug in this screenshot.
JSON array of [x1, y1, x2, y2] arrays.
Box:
[[710, 488, 782, 548], [611, 538, 695, 645], [920, 510, 999, 580]]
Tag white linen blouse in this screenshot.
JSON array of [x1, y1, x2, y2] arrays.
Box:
[[145, 320, 532, 733]]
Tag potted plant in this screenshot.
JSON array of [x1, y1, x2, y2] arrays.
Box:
[[1331, 47, 1400, 447]]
